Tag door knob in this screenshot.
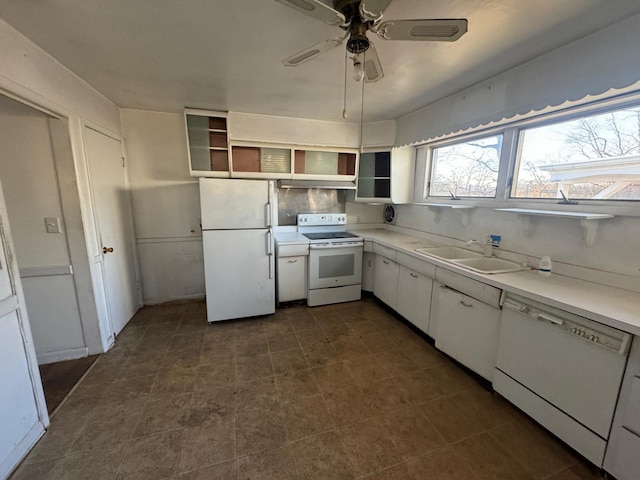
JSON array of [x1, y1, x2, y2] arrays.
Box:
[[102, 247, 114, 254]]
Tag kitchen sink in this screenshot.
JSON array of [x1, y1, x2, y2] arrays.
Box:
[[452, 257, 529, 274], [414, 246, 483, 260]]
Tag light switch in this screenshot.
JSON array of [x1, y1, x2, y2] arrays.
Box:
[[45, 217, 61, 234]]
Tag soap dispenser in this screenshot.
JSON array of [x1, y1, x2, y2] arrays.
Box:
[[539, 256, 552, 276]]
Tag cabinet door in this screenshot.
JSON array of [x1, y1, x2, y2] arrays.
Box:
[[293, 149, 358, 180], [373, 255, 399, 309], [186, 111, 230, 177], [604, 339, 640, 480], [362, 252, 375, 292], [357, 151, 391, 201], [277, 256, 307, 302], [434, 285, 500, 381], [231, 146, 292, 179], [397, 265, 433, 333]]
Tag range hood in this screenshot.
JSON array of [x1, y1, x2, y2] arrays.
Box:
[[278, 179, 357, 190]]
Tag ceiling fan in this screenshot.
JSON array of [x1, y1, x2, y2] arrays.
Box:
[[275, 0, 468, 83]]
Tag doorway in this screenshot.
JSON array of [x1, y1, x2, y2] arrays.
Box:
[[0, 94, 89, 366]]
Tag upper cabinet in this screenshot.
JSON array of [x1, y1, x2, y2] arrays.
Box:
[[356, 146, 415, 204], [186, 109, 359, 180], [230, 145, 292, 179], [186, 109, 230, 177], [293, 149, 357, 181]]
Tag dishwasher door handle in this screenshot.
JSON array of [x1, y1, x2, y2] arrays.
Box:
[[536, 312, 564, 326]]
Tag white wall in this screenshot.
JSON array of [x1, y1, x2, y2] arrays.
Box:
[[0, 19, 124, 354], [0, 96, 86, 364], [121, 110, 205, 304], [394, 203, 640, 292]]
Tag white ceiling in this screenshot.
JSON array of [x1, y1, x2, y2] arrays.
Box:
[[2, 0, 640, 122]]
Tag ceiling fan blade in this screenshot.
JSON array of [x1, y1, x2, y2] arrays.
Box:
[[274, 0, 347, 26], [363, 43, 384, 83], [283, 37, 343, 66], [376, 18, 468, 42], [359, 0, 393, 22]]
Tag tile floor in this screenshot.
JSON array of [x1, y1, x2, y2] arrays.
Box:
[[12, 298, 604, 480]]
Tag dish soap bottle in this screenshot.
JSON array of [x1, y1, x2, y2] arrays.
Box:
[[539, 256, 552, 277]]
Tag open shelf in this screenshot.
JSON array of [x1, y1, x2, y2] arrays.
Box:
[[495, 208, 615, 246], [417, 203, 475, 226]]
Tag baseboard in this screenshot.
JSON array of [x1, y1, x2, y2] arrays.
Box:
[[143, 294, 205, 306], [36, 347, 88, 365], [0, 421, 45, 480]]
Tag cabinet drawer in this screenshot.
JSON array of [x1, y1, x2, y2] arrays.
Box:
[[277, 244, 309, 257], [435, 267, 502, 308], [363, 240, 374, 253], [397, 252, 436, 279], [373, 243, 397, 261]]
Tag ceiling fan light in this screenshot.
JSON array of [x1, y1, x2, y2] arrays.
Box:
[[410, 25, 459, 38], [353, 54, 365, 81]]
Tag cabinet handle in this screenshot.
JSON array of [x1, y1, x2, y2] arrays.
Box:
[[368, 259, 372, 267], [460, 300, 473, 308], [383, 260, 389, 264], [287, 259, 298, 264], [410, 273, 419, 278]]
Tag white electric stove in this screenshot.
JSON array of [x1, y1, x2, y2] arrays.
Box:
[[297, 213, 364, 307]]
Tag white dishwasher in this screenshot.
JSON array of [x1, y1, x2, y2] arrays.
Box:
[[494, 294, 631, 467]]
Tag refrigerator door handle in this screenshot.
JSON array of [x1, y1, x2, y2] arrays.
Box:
[[266, 230, 273, 256], [266, 230, 274, 279], [265, 203, 272, 227]]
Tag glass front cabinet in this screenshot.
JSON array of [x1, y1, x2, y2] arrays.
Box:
[[185, 110, 359, 181], [356, 146, 415, 203], [185, 109, 230, 177]]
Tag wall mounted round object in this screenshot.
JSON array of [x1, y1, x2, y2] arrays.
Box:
[[384, 204, 396, 224]]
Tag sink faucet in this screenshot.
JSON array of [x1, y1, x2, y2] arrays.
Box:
[[466, 238, 493, 257]]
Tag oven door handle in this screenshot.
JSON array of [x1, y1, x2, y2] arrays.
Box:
[[309, 242, 364, 250]]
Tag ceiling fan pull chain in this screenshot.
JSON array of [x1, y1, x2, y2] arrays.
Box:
[[359, 66, 365, 153], [342, 48, 348, 119]]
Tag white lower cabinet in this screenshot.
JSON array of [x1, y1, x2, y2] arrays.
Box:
[[396, 265, 433, 334], [604, 337, 640, 480], [373, 255, 399, 309], [276, 255, 307, 303], [433, 284, 500, 381], [362, 252, 375, 293]]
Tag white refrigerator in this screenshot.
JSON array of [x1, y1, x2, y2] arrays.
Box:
[[200, 178, 275, 322]]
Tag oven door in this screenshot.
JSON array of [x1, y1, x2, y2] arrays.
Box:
[[308, 243, 363, 290]]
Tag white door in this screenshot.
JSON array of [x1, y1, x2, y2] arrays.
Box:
[[85, 127, 139, 336], [0, 182, 48, 478], [200, 178, 271, 230], [203, 229, 274, 322]]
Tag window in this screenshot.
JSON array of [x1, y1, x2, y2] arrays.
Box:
[[428, 134, 502, 198], [513, 106, 640, 200]]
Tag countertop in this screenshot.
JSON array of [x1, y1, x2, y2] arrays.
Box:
[[274, 231, 309, 245], [354, 228, 640, 336]]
